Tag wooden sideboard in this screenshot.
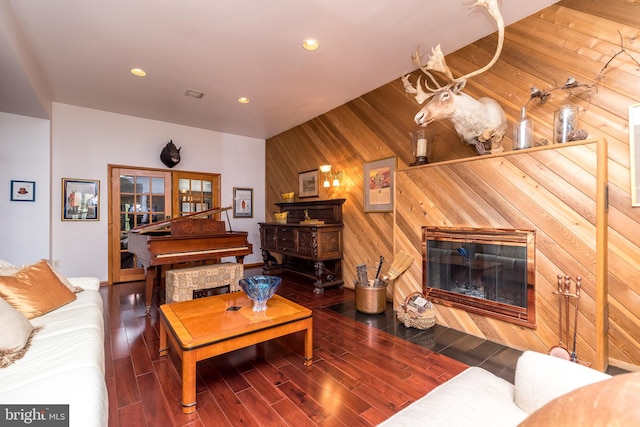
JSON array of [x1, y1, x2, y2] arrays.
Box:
[[259, 199, 345, 293]]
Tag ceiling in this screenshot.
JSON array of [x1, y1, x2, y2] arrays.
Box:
[[0, 0, 558, 140]]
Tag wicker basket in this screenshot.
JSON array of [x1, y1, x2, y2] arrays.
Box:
[[396, 291, 436, 330]]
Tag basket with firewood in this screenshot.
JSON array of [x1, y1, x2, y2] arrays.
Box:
[[397, 291, 436, 330]]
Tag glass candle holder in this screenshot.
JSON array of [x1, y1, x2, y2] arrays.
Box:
[[554, 105, 579, 144], [410, 130, 431, 166]]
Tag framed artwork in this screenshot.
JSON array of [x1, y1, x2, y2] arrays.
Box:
[[298, 169, 319, 198], [630, 104, 640, 206], [233, 187, 253, 218], [62, 178, 100, 221], [10, 180, 36, 202], [364, 157, 396, 212]]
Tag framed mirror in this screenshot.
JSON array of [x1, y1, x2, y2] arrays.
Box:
[[630, 104, 640, 206]]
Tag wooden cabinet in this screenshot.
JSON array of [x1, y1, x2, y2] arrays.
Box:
[[259, 199, 345, 293]]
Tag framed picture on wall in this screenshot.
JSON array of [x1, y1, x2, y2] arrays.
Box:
[[62, 178, 100, 221], [233, 187, 253, 218], [364, 157, 396, 212], [10, 180, 36, 202], [630, 104, 640, 206], [298, 169, 319, 198]]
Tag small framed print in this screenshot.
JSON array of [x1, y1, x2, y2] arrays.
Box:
[[233, 187, 253, 218], [364, 157, 396, 212], [298, 169, 319, 198], [62, 178, 100, 221], [10, 180, 36, 202]]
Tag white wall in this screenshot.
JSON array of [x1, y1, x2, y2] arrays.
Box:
[[50, 103, 265, 280], [0, 112, 50, 265]]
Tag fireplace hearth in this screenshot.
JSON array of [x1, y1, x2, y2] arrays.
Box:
[[423, 227, 536, 327]]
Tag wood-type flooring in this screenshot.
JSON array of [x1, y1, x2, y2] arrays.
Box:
[[103, 269, 488, 426]]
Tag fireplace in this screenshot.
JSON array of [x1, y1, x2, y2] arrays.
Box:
[[423, 226, 536, 327]]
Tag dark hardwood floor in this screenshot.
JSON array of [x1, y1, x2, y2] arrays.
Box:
[[102, 268, 516, 427]]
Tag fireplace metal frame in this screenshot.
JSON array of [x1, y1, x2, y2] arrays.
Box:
[[422, 226, 536, 328]]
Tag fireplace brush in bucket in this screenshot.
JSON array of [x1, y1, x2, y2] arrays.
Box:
[[386, 250, 414, 281]]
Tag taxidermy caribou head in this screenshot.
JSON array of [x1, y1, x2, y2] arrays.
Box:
[[402, 0, 507, 155], [160, 140, 181, 168]]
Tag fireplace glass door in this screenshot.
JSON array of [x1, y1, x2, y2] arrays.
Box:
[[423, 227, 536, 327]]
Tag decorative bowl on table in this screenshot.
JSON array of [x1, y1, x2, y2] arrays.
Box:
[[239, 275, 282, 312], [273, 211, 288, 224], [280, 192, 295, 202]]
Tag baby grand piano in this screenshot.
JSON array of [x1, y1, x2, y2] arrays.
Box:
[[127, 206, 252, 314]]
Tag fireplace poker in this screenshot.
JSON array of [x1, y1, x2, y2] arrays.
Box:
[[549, 274, 570, 360], [375, 256, 384, 280], [564, 275, 571, 347], [570, 277, 582, 363]]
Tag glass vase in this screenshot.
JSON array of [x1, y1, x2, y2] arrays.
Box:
[[513, 107, 533, 150]]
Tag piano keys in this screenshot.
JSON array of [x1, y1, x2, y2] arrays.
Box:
[[127, 207, 252, 313]]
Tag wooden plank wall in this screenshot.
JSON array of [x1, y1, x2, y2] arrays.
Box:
[[395, 140, 607, 369], [265, 0, 640, 369]]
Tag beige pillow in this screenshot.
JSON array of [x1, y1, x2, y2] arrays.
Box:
[[0, 297, 42, 368], [0, 260, 76, 319], [520, 371, 640, 426]]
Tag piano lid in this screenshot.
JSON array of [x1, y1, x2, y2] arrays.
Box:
[[131, 206, 232, 235]]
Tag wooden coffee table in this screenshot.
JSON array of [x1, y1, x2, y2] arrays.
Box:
[[158, 292, 313, 413]]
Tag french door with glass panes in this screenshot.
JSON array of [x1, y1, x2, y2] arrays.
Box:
[[110, 167, 172, 283], [172, 171, 220, 217]]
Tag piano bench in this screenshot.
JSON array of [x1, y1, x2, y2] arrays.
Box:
[[165, 263, 244, 304]]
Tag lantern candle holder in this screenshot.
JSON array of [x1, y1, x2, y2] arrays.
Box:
[[410, 130, 431, 166]]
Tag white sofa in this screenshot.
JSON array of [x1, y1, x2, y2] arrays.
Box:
[[0, 275, 108, 427], [378, 350, 612, 426]]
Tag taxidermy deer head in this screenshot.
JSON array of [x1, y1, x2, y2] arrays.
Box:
[[160, 140, 181, 168], [402, 0, 507, 155]]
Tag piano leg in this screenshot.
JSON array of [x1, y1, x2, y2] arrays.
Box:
[[145, 266, 156, 315]]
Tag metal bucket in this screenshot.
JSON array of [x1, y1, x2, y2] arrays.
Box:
[[355, 283, 387, 314]]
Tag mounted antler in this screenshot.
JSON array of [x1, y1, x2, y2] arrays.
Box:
[[402, 0, 507, 155]]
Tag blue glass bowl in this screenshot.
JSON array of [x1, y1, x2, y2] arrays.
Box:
[[239, 275, 282, 312]]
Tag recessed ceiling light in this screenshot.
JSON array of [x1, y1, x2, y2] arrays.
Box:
[[185, 89, 205, 99], [130, 68, 147, 77], [302, 39, 319, 51], [238, 97, 250, 104]]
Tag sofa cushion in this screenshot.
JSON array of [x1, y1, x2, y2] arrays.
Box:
[[514, 351, 611, 414], [519, 371, 640, 426], [378, 367, 528, 427], [0, 288, 107, 427], [0, 260, 76, 319], [0, 298, 41, 368]]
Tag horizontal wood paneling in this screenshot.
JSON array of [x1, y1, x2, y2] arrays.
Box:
[[266, 1, 640, 369]]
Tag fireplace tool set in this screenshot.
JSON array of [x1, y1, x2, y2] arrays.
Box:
[[549, 274, 586, 365], [354, 251, 415, 315]]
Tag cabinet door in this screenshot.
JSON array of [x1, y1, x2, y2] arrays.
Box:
[[260, 225, 277, 251], [296, 228, 317, 257]]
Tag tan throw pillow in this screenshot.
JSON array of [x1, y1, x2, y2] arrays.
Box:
[[0, 297, 42, 368], [0, 260, 81, 293], [0, 260, 76, 319], [519, 371, 640, 426]]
